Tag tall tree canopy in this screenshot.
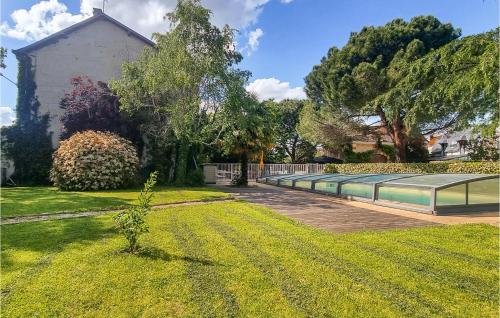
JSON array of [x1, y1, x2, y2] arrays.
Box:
[[298, 100, 360, 153], [304, 16, 499, 162], [2, 54, 53, 184], [216, 74, 274, 185], [111, 0, 243, 182], [379, 29, 498, 138], [265, 99, 316, 163]]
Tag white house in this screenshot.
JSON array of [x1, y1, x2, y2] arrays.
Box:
[[2, 8, 154, 183], [12, 8, 154, 146]]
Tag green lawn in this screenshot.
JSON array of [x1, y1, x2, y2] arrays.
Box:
[[1, 201, 498, 317], [0, 186, 230, 217]]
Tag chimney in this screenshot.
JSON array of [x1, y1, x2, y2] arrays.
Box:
[[93, 8, 103, 15]]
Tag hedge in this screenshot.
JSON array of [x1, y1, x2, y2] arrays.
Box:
[[324, 161, 499, 175]]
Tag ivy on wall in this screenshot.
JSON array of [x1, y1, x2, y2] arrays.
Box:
[[1, 54, 53, 185]]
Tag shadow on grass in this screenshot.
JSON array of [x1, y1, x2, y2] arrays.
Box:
[[1, 216, 116, 278], [2, 216, 114, 254], [1, 186, 227, 217], [138, 246, 217, 266], [1, 187, 131, 217]]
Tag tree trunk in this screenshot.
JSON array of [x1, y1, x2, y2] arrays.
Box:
[[168, 143, 177, 183], [240, 150, 248, 187], [378, 107, 408, 163], [284, 136, 299, 163], [290, 136, 298, 163], [392, 123, 407, 163], [175, 140, 189, 184]]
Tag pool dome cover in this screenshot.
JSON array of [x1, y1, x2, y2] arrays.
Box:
[[257, 173, 499, 215]]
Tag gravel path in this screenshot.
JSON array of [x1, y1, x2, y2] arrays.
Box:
[[1, 197, 235, 225]]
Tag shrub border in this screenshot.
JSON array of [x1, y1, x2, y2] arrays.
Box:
[[324, 161, 499, 174]]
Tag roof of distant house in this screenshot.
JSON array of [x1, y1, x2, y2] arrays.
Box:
[[13, 8, 155, 55]]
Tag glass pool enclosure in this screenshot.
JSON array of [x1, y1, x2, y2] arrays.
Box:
[[257, 173, 499, 215]]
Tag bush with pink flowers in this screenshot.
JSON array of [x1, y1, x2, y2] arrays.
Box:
[[50, 131, 139, 190]]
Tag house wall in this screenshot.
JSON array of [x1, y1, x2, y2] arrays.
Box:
[[27, 18, 150, 146]]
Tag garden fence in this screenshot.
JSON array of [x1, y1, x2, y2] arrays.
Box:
[[215, 163, 326, 183]]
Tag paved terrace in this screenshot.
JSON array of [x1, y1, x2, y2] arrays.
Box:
[[215, 183, 499, 233]]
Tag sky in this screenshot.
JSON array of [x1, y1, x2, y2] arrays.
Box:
[[0, 0, 498, 126]]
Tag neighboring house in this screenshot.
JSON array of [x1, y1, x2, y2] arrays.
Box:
[[427, 129, 473, 160], [12, 8, 154, 146], [318, 126, 394, 162]]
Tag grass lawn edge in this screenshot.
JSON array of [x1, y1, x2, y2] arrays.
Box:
[[1, 196, 235, 221]]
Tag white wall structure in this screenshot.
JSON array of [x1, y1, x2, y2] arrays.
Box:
[[13, 8, 154, 146]]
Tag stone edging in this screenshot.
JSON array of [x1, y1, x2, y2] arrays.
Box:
[[2, 197, 235, 225]]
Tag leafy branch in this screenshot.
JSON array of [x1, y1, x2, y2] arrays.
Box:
[[114, 171, 159, 253]]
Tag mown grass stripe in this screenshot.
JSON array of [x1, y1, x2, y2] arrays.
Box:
[[204, 216, 321, 318], [351, 228, 498, 273], [385, 231, 499, 262], [165, 204, 303, 317], [389, 225, 499, 251], [348, 239, 497, 303], [1, 254, 54, 303], [347, 236, 498, 301], [243, 202, 497, 258], [167, 212, 239, 318], [2, 201, 497, 317], [390, 237, 498, 270], [223, 206, 452, 316], [230, 204, 498, 316], [239, 201, 498, 267], [213, 206, 416, 317]]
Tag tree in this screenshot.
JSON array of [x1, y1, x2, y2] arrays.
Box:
[[265, 99, 316, 163], [305, 16, 468, 162], [59, 76, 141, 146], [0, 47, 6, 69], [60, 76, 121, 138], [115, 171, 158, 253], [377, 30, 498, 138], [467, 136, 499, 161], [216, 73, 274, 186], [298, 100, 361, 153], [2, 53, 53, 184], [111, 0, 241, 183]]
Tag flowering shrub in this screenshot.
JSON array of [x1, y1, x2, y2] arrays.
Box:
[[50, 131, 139, 190]]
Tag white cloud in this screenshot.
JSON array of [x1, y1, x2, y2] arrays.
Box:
[[1, 0, 287, 42], [80, 0, 174, 39], [0, 0, 85, 41], [246, 78, 306, 102], [247, 28, 263, 54], [0, 107, 15, 127], [281, 0, 293, 3], [203, 0, 270, 29]]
